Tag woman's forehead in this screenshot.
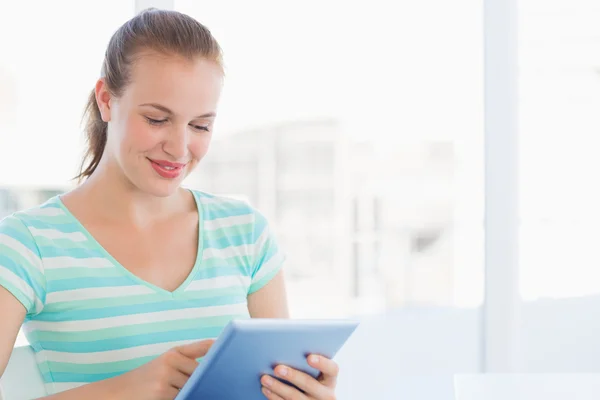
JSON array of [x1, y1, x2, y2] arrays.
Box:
[[124, 52, 223, 112]]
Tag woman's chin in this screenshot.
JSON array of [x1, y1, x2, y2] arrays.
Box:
[[137, 176, 183, 198]]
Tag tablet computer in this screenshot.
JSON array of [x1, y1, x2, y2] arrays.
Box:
[[175, 318, 359, 400]]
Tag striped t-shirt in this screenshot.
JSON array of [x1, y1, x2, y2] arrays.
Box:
[[0, 189, 284, 395]]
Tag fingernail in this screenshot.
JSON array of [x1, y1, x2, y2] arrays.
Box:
[[263, 387, 272, 395], [310, 355, 320, 364], [278, 366, 288, 376], [262, 376, 273, 386]]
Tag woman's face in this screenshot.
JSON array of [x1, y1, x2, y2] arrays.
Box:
[[96, 50, 223, 197]]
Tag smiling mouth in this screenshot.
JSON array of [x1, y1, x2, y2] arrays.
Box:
[[147, 158, 187, 179]]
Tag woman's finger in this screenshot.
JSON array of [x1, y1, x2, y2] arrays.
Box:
[[261, 373, 309, 400], [169, 370, 191, 390], [262, 386, 286, 400], [307, 354, 339, 387], [165, 349, 200, 376], [175, 339, 215, 360]]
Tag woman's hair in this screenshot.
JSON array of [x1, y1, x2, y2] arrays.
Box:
[[76, 8, 223, 181]]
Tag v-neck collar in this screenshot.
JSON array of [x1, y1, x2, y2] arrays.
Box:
[[53, 189, 204, 298]]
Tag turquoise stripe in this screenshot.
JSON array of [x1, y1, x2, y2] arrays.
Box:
[[20, 214, 71, 225], [0, 225, 40, 255], [39, 326, 225, 352], [0, 275, 34, 312], [204, 207, 253, 220], [262, 242, 281, 264], [38, 202, 62, 210], [203, 234, 252, 249], [39, 247, 105, 258], [249, 262, 283, 294], [194, 265, 248, 279], [43, 288, 245, 313], [23, 219, 83, 233], [43, 293, 162, 313], [45, 266, 122, 281], [47, 276, 134, 292], [30, 315, 243, 343], [36, 238, 95, 251], [0, 244, 45, 286], [4, 191, 288, 390], [0, 254, 45, 298], [252, 217, 268, 239], [193, 190, 214, 199], [34, 295, 247, 321], [205, 223, 254, 238], [44, 371, 124, 383], [45, 356, 155, 374]]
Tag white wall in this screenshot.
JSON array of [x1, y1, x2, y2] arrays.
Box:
[[521, 296, 600, 372], [334, 296, 600, 399], [334, 308, 481, 399]]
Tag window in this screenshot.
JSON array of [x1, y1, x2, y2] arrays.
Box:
[[1, 1, 134, 348], [0, 1, 133, 188], [518, 0, 600, 372], [5, 3, 487, 396], [177, 0, 485, 323]]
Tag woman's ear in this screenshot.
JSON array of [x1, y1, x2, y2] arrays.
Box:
[[95, 78, 112, 122]]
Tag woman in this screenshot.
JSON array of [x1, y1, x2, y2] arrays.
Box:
[[0, 8, 339, 400]]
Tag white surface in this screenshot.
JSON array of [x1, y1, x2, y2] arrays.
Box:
[[482, 0, 521, 373], [335, 309, 481, 400], [1, 346, 46, 400], [454, 374, 600, 400]]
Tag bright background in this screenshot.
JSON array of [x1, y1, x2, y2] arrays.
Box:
[[1, 0, 599, 398]]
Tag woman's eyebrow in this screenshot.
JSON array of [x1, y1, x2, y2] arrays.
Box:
[[139, 103, 216, 118]]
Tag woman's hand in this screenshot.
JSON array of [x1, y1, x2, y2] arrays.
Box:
[[115, 339, 214, 400], [260, 354, 339, 400]]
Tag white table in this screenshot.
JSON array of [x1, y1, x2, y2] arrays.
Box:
[[454, 374, 600, 400]]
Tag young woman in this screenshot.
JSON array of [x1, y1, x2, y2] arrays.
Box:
[[0, 8, 339, 400]]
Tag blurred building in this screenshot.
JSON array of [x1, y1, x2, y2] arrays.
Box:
[[0, 117, 455, 316], [190, 119, 455, 316], [0, 186, 66, 218]]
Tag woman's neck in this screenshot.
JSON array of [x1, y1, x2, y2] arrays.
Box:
[[68, 163, 187, 227]]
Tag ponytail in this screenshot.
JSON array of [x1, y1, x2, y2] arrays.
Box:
[[75, 89, 107, 182]]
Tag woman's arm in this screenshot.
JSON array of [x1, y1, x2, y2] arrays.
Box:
[[247, 270, 290, 318], [0, 286, 212, 400], [247, 270, 341, 400], [0, 287, 26, 378], [0, 290, 126, 400]]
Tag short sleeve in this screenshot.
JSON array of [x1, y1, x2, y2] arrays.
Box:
[[248, 209, 286, 295], [0, 215, 46, 315]]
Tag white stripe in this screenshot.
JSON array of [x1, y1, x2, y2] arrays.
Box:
[[26, 207, 65, 217], [27, 302, 249, 334], [185, 275, 250, 292], [46, 285, 154, 303], [255, 226, 270, 248], [38, 338, 222, 364], [203, 214, 255, 230], [46, 382, 85, 394], [0, 233, 44, 274], [29, 227, 87, 242], [198, 196, 248, 206], [42, 256, 114, 270], [0, 266, 41, 311], [202, 244, 257, 260], [253, 252, 285, 282]]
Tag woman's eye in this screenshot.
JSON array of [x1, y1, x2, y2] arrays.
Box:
[[191, 124, 210, 132], [145, 117, 167, 125]]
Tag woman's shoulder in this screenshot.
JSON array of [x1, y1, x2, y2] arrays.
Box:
[[0, 196, 64, 238], [191, 189, 259, 215], [190, 189, 270, 230]]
